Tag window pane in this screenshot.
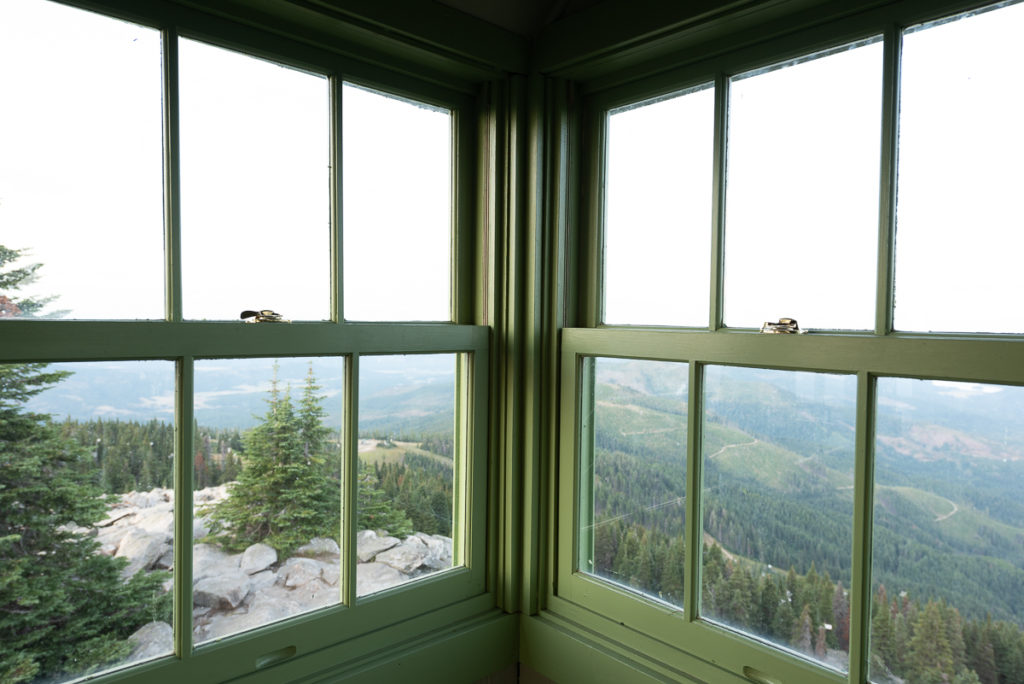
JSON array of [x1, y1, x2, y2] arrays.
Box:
[[357, 354, 456, 597], [343, 84, 451, 321], [180, 40, 330, 321], [192, 357, 343, 643], [578, 358, 688, 608], [0, 0, 163, 320], [870, 378, 1024, 683], [701, 366, 856, 673], [4, 360, 175, 681], [724, 41, 882, 330], [603, 86, 714, 326], [893, 3, 1024, 333]]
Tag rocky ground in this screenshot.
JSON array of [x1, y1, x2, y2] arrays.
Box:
[[77, 486, 453, 659]]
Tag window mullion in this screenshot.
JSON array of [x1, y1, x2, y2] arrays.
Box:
[[684, 361, 703, 622], [874, 25, 901, 336], [163, 27, 182, 323], [331, 76, 343, 324], [341, 353, 359, 606], [174, 356, 195, 659], [709, 74, 728, 332], [576, 356, 596, 575], [848, 370, 876, 684]]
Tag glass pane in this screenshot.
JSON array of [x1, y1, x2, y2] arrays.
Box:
[[2, 360, 174, 682], [578, 358, 688, 608], [0, 0, 163, 320], [870, 378, 1024, 683], [356, 354, 456, 597], [193, 357, 343, 643], [343, 84, 451, 321], [893, 3, 1024, 333], [604, 86, 714, 326], [701, 366, 856, 673], [724, 41, 882, 330], [180, 40, 330, 321]]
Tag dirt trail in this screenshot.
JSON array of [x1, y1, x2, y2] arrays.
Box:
[[707, 439, 758, 459]]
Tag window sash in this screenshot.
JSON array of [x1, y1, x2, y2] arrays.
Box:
[[563, 2, 1024, 682], [0, 3, 486, 682]]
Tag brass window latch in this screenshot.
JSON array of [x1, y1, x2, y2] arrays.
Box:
[[760, 317, 804, 334], [240, 309, 290, 323]]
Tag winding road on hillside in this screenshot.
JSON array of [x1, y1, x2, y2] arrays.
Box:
[[707, 439, 759, 459]]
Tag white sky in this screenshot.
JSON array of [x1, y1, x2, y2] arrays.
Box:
[[3, 1, 1024, 331], [605, 1, 1024, 334], [0, 0, 451, 322]]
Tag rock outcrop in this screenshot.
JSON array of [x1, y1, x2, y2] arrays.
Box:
[[99, 486, 453, 651]]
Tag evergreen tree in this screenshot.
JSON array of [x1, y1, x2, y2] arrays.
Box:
[[0, 245, 53, 317], [357, 462, 413, 537], [208, 367, 340, 557], [832, 581, 850, 652], [908, 601, 955, 684], [871, 585, 895, 676], [0, 363, 170, 683], [794, 604, 814, 655], [660, 536, 685, 606], [964, 619, 998, 684], [298, 364, 333, 467]]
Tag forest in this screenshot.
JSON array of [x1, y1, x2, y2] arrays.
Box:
[[587, 360, 1024, 684], [0, 358, 454, 683]]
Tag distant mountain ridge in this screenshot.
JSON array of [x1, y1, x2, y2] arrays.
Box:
[[592, 359, 1024, 624], [26, 355, 455, 434]]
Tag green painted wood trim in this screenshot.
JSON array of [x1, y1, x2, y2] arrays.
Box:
[[535, 0, 814, 77], [561, 328, 1024, 385], [331, 76, 344, 324], [684, 363, 703, 624], [59, 0, 489, 98], [550, 0, 1012, 98], [848, 372, 877, 684], [874, 25, 900, 336], [494, 75, 529, 614], [557, 348, 583, 598], [163, 27, 183, 323], [175, 357, 195, 659], [0, 322, 487, 361], [575, 357, 596, 579], [342, 353, 358, 607], [476, 82, 503, 607], [518, 73, 545, 617], [709, 75, 728, 332], [272, 0, 529, 75], [577, 105, 605, 329], [240, 609, 517, 684], [522, 612, 695, 684], [523, 605, 750, 684], [454, 101, 478, 326]]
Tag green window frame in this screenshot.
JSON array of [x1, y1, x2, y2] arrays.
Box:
[[556, 1, 1024, 683], [0, 2, 489, 683]]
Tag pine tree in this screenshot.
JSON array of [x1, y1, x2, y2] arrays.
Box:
[[0, 363, 171, 683], [357, 462, 413, 537], [908, 601, 955, 684], [0, 245, 53, 317], [660, 536, 685, 607], [832, 581, 850, 652], [794, 604, 814, 655], [208, 366, 340, 557]]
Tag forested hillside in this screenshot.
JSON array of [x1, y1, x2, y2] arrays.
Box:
[[587, 359, 1024, 682]]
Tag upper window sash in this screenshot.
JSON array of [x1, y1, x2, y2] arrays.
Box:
[[1, 1, 468, 329], [589, 0, 1024, 340]]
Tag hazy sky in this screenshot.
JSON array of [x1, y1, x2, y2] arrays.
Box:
[[605, 1, 1024, 334], [0, 0, 451, 322], [3, 0, 1023, 332]]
